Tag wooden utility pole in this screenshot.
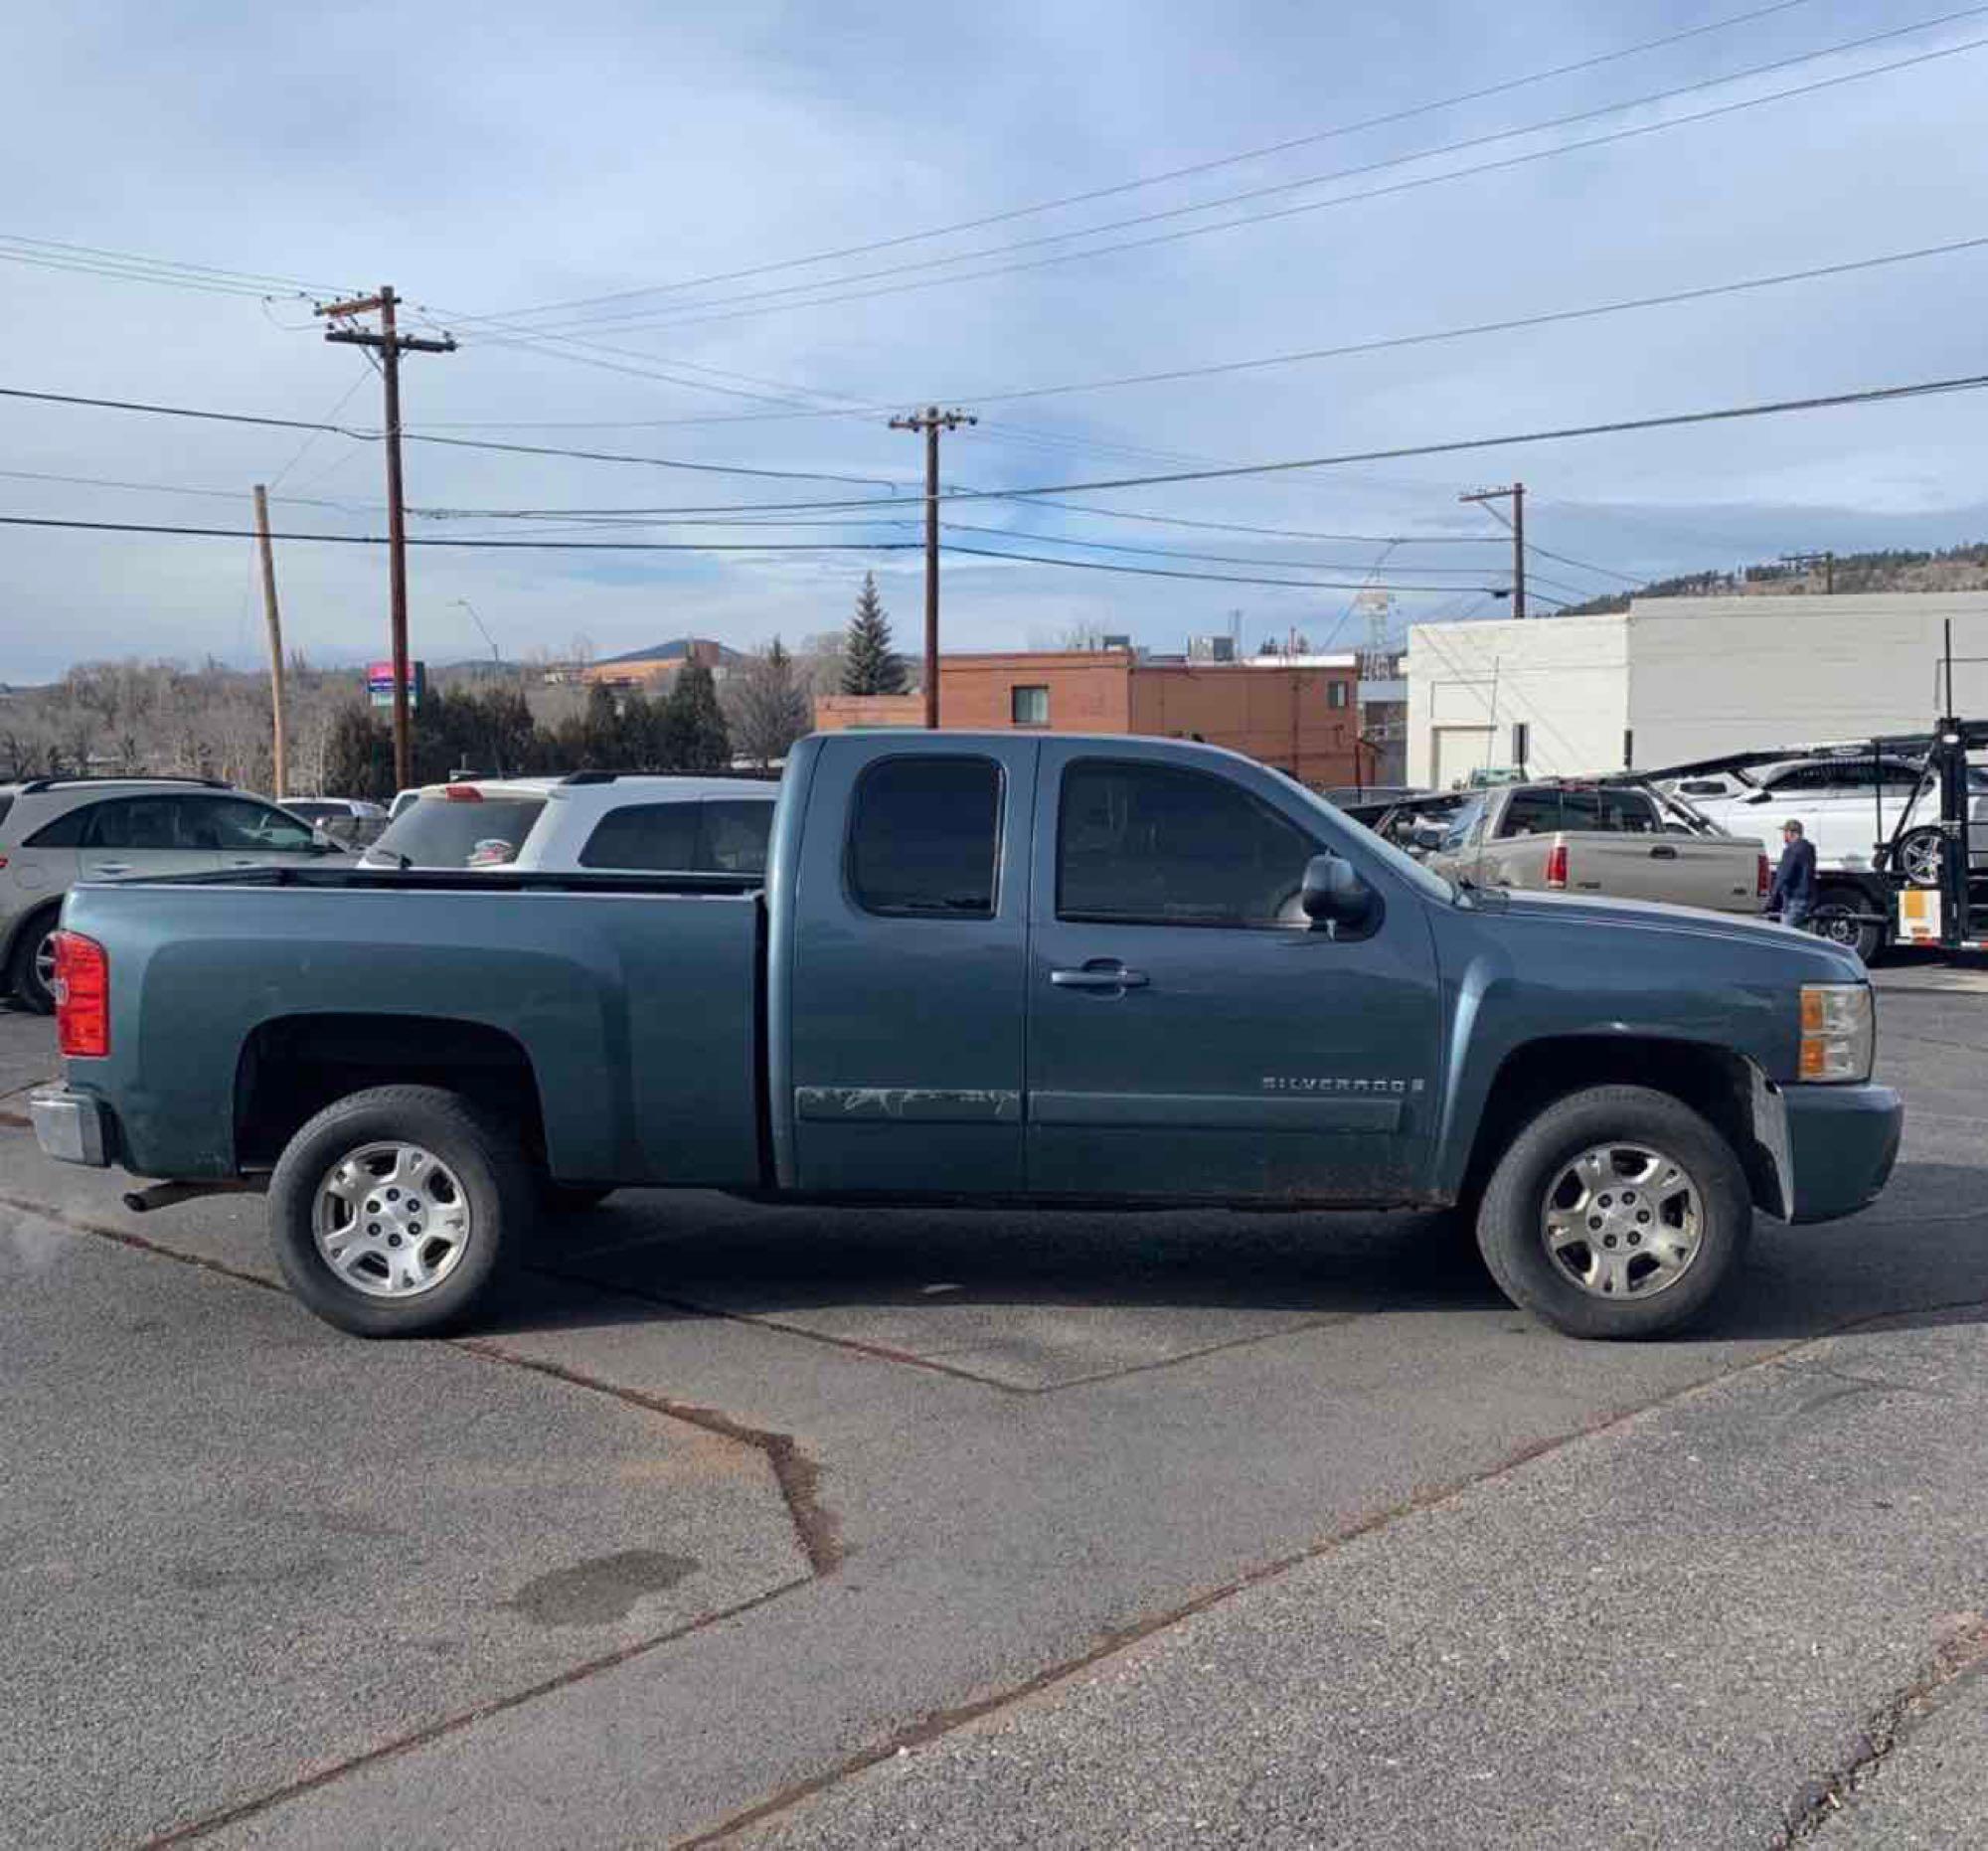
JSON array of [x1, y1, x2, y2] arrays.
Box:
[[889, 405, 976, 727], [1780, 549, 1835, 593], [251, 483, 287, 797], [316, 286, 455, 789], [1459, 482, 1525, 619]]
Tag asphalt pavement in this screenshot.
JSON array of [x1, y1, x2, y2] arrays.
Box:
[[3, 967, 1988, 1847]]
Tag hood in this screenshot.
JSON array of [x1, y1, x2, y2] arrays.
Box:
[[1462, 886, 1867, 979]]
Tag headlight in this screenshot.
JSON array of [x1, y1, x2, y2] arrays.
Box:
[[1799, 983, 1874, 1083]]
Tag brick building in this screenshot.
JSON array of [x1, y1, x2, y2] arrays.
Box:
[[814, 649, 1361, 787], [582, 637, 742, 691]]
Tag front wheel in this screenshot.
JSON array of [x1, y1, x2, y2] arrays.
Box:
[[7, 914, 59, 1015], [1475, 1085, 1753, 1340], [267, 1086, 535, 1337]]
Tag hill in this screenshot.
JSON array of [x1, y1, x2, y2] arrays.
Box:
[[1558, 541, 1988, 615]]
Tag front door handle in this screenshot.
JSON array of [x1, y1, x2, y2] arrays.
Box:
[[89, 862, 133, 876], [1649, 845, 1679, 859], [1051, 962, 1149, 991]]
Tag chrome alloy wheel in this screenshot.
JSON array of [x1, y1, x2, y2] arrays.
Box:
[[1541, 1143, 1704, 1300], [312, 1141, 470, 1298], [34, 931, 57, 993], [1900, 829, 1944, 887]]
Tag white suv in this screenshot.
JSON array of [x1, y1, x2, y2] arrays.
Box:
[[0, 776, 342, 1013], [360, 773, 777, 875]]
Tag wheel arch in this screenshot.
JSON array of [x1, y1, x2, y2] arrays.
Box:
[[235, 1013, 549, 1173], [1456, 1035, 1785, 1220]]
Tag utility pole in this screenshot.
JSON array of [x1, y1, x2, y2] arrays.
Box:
[[1459, 482, 1525, 619], [252, 483, 287, 798], [1780, 549, 1835, 593], [316, 286, 455, 789], [889, 406, 976, 728]]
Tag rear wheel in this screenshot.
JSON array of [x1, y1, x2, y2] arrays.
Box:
[[267, 1086, 534, 1337], [1475, 1085, 1752, 1340], [1808, 886, 1883, 964], [6, 913, 59, 1015]]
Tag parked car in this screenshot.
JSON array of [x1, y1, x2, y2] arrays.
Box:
[[33, 733, 1899, 1345], [281, 796, 389, 849], [360, 774, 776, 875], [1661, 756, 1988, 884], [0, 775, 344, 1012], [1422, 782, 1767, 915]]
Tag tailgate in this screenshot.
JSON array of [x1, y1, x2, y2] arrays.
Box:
[[1555, 832, 1762, 912]]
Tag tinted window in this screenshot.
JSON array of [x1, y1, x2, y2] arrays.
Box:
[[284, 801, 337, 822], [1497, 793, 1560, 837], [367, 796, 548, 868], [184, 796, 318, 852], [1599, 790, 1657, 833], [579, 802, 703, 871], [702, 799, 771, 874], [1440, 795, 1486, 851], [849, 757, 1000, 917], [40, 794, 203, 850], [0, 795, 12, 836], [1059, 759, 1314, 928]]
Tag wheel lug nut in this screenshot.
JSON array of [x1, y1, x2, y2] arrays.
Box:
[[1588, 1217, 1602, 1231], [1603, 1234, 1618, 1248], [388, 1234, 402, 1247], [1598, 1195, 1612, 1208], [409, 1224, 420, 1237], [366, 1200, 379, 1213], [367, 1222, 379, 1235], [1628, 1233, 1641, 1246], [1637, 1210, 1650, 1224], [1622, 1192, 1635, 1204], [386, 1189, 400, 1202]]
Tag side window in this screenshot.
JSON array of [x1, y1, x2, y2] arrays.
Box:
[[1440, 795, 1486, 851], [1011, 685, 1049, 727], [579, 802, 702, 871], [1599, 790, 1658, 834], [701, 799, 771, 875], [848, 757, 1001, 917], [1058, 758, 1315, 928], [1555, 789, 1603, 830], [186, 796, 318, 852], [1879, 762, 1923, 792], [1498, 792, 1561, 838], [77, 795, 194, 850], [26, 803, 93, 848]]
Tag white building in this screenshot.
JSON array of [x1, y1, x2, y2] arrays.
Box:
[[1404, 590, 1988, 787]]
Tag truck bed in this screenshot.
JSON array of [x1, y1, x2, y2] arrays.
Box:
[[57, 869, 767, 1187]]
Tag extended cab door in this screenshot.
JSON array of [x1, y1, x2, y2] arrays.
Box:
[[786, 736, 1037, 1194], [1025, 743, 1442, 1202]]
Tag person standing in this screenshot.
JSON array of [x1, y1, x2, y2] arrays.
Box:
[[1767, 818, 1818, 929]]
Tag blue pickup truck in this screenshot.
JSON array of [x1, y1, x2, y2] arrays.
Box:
[[32, 732, 1901, 1341]]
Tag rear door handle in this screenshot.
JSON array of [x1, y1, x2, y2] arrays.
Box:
[[1051, 962, 1149, 990], [1649, 845, 1679, 859], [89, 862, 133, 876]]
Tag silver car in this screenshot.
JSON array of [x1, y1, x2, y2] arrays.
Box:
[[0, 776, 342, 1013]]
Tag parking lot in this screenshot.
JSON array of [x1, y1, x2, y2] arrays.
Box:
[[6, 966, 1988, 1849]]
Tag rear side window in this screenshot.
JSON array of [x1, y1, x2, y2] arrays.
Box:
[[702, 799, 771, 874], [579, 802, 704, 871], [1058, 759, 1314, 928], [29, 794, 201, 850], [848, 757, 1001, 917], [368, 796, 548, 868], [0, 795, 12, 837]]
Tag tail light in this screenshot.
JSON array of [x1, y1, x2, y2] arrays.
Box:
[[1757, 853, 1770, 900], [443, 785, 484, 803], [54, 930, 109, 1058], [1545, 842, 1569, 890]]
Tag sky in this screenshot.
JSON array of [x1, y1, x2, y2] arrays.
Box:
[[4, 0, 1988, 683]]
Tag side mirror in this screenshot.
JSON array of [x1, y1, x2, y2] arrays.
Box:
[[1301, 853, 1378, 929], [1743, 789, 1772, 804], [1409, 817, 1449, 851]]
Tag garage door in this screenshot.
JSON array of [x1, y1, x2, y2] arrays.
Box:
[[1431, 727, 1494, 789]]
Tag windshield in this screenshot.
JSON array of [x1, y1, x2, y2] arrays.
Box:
[[364, 795, 549, 868], [1287, 782, 1455, 903]]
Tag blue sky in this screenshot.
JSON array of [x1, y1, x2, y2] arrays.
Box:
[[4, 0, 1988, 680]]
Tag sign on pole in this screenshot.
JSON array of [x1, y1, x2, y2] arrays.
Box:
[[367, 660, 426, 711]]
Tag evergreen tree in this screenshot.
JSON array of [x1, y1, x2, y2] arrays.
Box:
[[730, 636, 814, 766], [580, 681, 622, 766], [841, 574, 907, 694], [660, 660, 732, 769]]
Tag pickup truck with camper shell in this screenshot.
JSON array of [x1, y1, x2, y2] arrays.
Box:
[[31, 732, 1902, 1343]]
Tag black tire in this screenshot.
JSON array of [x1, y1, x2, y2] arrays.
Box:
[[266, 1085, 535, 1337], [6, 910, 60, 1015], [1808, 887, 1883, 965], [542, 1182, 615, 1213], [1475, 1085, 1752, 1340]]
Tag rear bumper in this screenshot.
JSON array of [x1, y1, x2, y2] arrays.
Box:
[[29, 1086, 112, 1168], [1781, 1082, 1903, 1224]]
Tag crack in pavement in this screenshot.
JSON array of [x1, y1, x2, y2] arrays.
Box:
[[1771, 1615, 1988, 1845], [132, 1579, 812, 1850]]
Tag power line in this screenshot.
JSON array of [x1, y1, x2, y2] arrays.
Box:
[[513, 14, 1988, 335], [477, 0, 1829, 324], [936, 542, 1503, 592], [0, 233, 347, 296], [0, 385, 906, 490], [933, 520, 1518, 575]]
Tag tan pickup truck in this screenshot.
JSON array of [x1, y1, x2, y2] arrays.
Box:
[[1424, 782, 1768, 914]]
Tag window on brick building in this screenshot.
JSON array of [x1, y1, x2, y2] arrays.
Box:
[[1327, 680, 1350, 709], [1011, 685, 1050, 726]]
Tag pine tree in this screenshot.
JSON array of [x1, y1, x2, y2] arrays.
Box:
[[841, 574, 907, 695], [660, 660, 732, 769]]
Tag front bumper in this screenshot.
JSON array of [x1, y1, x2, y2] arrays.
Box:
[[1780, 1081, 1903, 1224], [29, 1086, 112, 1168]]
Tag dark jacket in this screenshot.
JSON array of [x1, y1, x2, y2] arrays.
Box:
[[1768, 836, 1817, 910]]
